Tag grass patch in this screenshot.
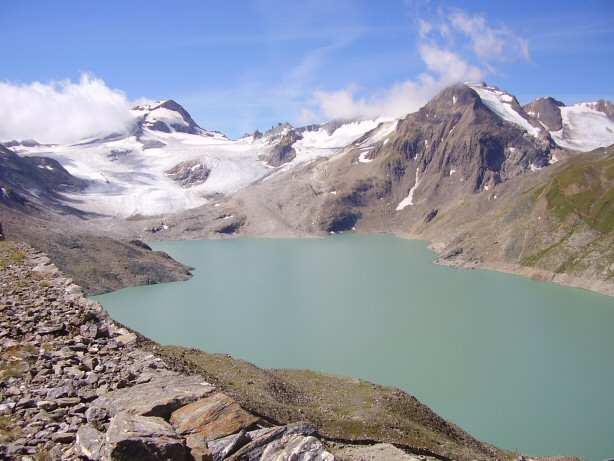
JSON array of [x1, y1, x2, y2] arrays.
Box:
[[540, 152, 614, 233], [0, 344, 37, 382], [0, 242, 26, 270], [0, 416, 20, 443], [521, 229, 574, 267]]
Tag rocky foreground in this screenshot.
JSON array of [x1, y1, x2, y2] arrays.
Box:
[[0, 241, 582, 461]]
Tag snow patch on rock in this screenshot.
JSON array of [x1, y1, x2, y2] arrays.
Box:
[[468, 83, 542, 138], [396, 168, 421, 211]]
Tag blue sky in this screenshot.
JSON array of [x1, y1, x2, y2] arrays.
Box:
[[1, 0, 613, 138]]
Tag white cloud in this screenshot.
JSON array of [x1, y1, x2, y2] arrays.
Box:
[[308, 6, 529, 121], [418, 43, 483, 83], [312, 42, 484, 120], [449, 10, 530, 61], [0, 74, 136, 144]]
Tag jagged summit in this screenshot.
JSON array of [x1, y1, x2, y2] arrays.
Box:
[[523, 97, 565, 131], [2, 139, 45, 148], [589, 99, 614, 120], [464, 82, 547, 139], [132, 99, 226, 138], [262, 122, 294, 138]]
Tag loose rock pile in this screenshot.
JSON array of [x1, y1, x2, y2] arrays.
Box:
[[0, 242, 334, 460]]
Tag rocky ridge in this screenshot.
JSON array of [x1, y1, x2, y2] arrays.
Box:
[[0, 144, 87, 214]]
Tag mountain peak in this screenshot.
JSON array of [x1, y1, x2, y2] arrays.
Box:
[[263, 122, 294, 138], [427, 83, 482, 110], [132, 99, 201, 135], [131, 99, 227, 138], [523, 97, 565, 131], [463, 83, 546, 138]]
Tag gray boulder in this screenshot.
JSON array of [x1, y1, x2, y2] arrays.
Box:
[[225, 422, 317, 461], [261, 434, 335, 460], [104, 412, 188, 461], [75, 424, 105, 460], [90, 374, 215, 419], [169, 392, 259, 442]]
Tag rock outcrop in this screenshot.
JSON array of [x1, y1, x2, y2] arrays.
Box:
[[166, 160, 211, 188], [523, 97, 565, 131], [0, 143, 87, 212], [260, 123, 302, 167]]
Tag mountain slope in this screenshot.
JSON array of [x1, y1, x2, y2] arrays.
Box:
[[0, 142, 193, 294], [0, 143, 87, 212], [227, 83, 557, 234], [519, 146, 614, 275], [157, 346, 508, 461], [411, 145, 614, 295]]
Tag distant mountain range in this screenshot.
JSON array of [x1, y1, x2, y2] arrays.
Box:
[[3, 82, 611, 218], [1, 81, 613, 296]]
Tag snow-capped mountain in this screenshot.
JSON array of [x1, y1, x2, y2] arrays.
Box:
[[4, 84, 613, 219], [132, 99, 226, 138], [467, 83, 548, 139], [522, 95, 614, 152], [468, 83, 614, 153], [7, 101, 383, 217]]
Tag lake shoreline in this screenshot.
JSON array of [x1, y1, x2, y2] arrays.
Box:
[[383, 230, 614, 299], [172, 227, 614, 299]]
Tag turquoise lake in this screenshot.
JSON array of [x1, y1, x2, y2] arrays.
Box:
[[95, 235, 614, 460]]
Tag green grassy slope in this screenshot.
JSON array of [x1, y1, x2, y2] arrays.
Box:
[[521, 147, 614, 279]]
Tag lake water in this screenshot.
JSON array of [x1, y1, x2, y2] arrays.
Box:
[[95, 235, 614, 461]]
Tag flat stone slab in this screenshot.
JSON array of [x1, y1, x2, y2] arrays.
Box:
[[225, 422, 317, 461], [91, 374, 215, 419], [170, 392, 259, 441]]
